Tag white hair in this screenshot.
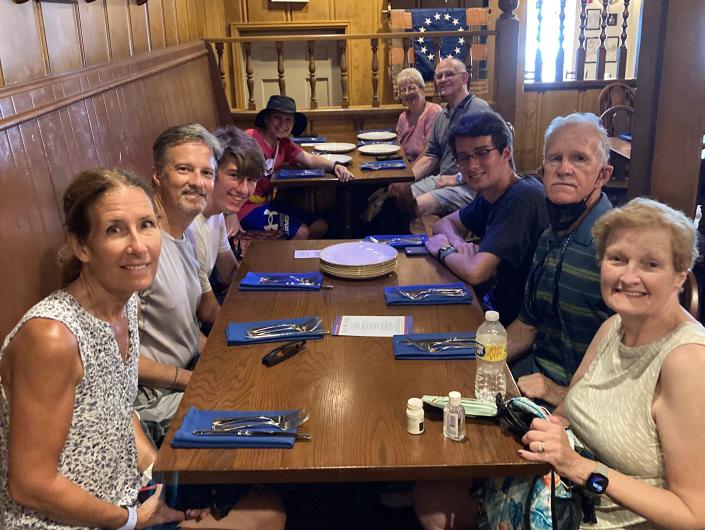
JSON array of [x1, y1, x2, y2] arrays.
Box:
[[543, 112, 609, 166]]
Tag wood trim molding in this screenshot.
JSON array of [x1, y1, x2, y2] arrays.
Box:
[[0, 43, 208, 132], [525, 78, 637, 92]]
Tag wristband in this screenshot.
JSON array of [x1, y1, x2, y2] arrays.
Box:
[[437, 245, 457, 264], [331, 161, 341, 172], [171, 366, 179, 387], [117, 505, 137, 530]]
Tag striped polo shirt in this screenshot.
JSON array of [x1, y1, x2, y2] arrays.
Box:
[[518, 193, 614, 385]]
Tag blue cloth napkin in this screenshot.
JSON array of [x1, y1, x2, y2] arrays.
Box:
[[385, 283, 472, 305], [226, 317, 326, 345], [366, 234, 427, 248], [393, 332, 478, 360], [359, 160, 407, 171], [171, 406, 296, 448], [617, 132, 632, 142], [357, 140, 399, 147], [276, 168, 325, 179], [239, 272, 323, 291], [292, 136, 326, 144]]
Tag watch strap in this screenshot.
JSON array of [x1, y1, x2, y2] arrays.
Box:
[[117, 505, 137, 530], [438, 246, 457, 264], [595, 461, 610, 478]]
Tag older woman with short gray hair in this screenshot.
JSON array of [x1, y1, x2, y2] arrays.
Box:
[[395, 67, 442, 164]]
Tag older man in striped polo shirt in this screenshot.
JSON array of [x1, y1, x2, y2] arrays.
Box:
[[507, 112, 614, 407]]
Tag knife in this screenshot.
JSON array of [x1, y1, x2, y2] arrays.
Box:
[[193, 429, 311, 440]]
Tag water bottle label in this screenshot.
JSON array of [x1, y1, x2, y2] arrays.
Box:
[[479, 343, 507, 362]]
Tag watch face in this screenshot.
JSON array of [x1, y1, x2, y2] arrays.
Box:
[[586, 472, 609, 494]]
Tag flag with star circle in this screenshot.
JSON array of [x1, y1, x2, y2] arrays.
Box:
[[409, 8, 469, 81]]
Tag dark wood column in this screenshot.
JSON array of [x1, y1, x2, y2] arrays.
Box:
[[630, 0, 705, 216]]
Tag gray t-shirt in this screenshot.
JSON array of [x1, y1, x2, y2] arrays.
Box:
[[426, 93, 492, 175], [139, 230, 202, 368]]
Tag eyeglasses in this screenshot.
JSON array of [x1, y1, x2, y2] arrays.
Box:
[[456, 147, 498, 165], [398, 85, 419, 95], [434, 71, 459, 81], [525, 233, 575, 319]]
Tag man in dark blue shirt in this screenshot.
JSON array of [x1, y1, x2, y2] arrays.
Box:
[[425, 111, 549, 324]]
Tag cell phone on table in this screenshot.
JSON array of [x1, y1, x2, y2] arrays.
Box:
[[405, 246, 429, 256], [375, 154, 402, 161]]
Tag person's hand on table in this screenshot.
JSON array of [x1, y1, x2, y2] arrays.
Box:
[[453, 241, 479, 257], [435, 173, 461, 189], [334, 164, 354, 182], [137, 484, 207, 528], [425, 234, 451, 257], [517, 373, 568, 407]]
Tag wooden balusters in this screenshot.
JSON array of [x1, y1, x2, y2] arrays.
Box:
[[214, 42, 225, 84], [576, 0, 588, 80], [596, 0, 609, 79], [534, 0, 543, 82], [275, 41, 286, 96], [555, 0, 566, 81], [338, 40, 349, 109], [243, 41, 255, 110], [617, 0, 631, 79], [307, 40, 317, 109], [402, 37, 411, 69], [495, 0, 519, 126], [371, 38, 380, 107]]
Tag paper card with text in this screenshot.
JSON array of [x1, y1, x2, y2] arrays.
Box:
[[294, 250, 321, 259], [332, 315, 412, 337]]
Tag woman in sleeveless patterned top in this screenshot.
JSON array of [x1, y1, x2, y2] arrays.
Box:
[[519, 198, 705, 529], [0, 169, 197, 529]]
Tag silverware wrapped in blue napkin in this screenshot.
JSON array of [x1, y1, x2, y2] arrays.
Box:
[[226, 316, 327, 345], [359, 160, 406, 171], [393, 332, 480, 360], [292, 136, 326, 144], [172, 407, 300, 448], [366, 234, 427, 248], [384, 283, 472, 305], [276, 168, 325, 179], [239, 272, 324, 291], [357, 139, 399, 146]]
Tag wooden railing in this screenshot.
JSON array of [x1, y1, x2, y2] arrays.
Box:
[[204, 1, 519, 124]]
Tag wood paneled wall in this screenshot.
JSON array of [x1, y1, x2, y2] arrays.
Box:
[[0, 0, 227, 87], [0, 42, 225, 339]]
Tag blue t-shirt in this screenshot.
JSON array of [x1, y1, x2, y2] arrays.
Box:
[[458, 175, 549, 324]]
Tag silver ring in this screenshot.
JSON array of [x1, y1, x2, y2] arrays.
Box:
[[537, 442, 545, 454]]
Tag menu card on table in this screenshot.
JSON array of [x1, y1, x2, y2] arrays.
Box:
[[332, 315, 412, 337]]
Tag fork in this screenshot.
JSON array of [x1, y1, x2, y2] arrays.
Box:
[[401, 338, 482, 353], [258, 275, 318, 286], [246, 317, 321, 338], [369, 236, 424, 245], [212, 409, 307, 428], [397, 288, 467, 300], [211, 410, 310, 432]]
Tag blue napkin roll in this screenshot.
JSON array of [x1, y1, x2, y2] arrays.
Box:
[[276, 168, 325, 179], [357, 140, 400, 147], [226, 317, 326, 345], [393, 332, 479, 360], [239, 271, 324, 291], [359, 160, 407, 171], [171, 406, 296, 448], [292, 136, 326, 143], [617, 132, 632, 142], [384, 283, 472, 305], [366, 234, 427, 248]]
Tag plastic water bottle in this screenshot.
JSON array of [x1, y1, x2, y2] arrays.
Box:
[[443, 391, 466, 441], [475, 310, 507, 402]]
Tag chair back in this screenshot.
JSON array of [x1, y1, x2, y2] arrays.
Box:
[[680, 270, 700, 319], [598, 81, 636, 115], [600, 104, 634, 137]]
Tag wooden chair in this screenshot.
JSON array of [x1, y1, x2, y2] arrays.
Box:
[[680, 270, 700, 319], [600, 104, 635, 137], [598, 81, 636, 115]]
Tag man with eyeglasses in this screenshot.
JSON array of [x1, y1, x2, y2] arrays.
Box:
[[507, 112, 614, 407], [389, 58, 491, 223], [424, 111, 549, 325]]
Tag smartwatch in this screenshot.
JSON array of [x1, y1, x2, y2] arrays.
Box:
[[585, 461, 609, 495], [437, 245, 457, 264], [117, 505, 137, 530], [331, 161, 342, 172]]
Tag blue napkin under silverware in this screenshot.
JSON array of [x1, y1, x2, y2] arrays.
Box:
[[239, 272, 324, 291], [393, 332, 479, 360], [226, 317, 326, 345], [617, 132, 632, 142], [366, 234, 428, 248], [384, 283, 472, 305], [276, 168, 325, 179], [357, 140, 399, 147], [292, 136, 326, 144], [171, 406, 297, 448], [359, 160, 406, 171]]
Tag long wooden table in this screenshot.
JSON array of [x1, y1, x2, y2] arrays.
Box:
[[155, 240, 546, 485], [271, 136, 415, 236]]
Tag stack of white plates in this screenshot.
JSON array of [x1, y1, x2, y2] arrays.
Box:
[[319, 241, 397, 279]]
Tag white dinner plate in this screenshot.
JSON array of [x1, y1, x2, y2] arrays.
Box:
[[357, 131, 398, 141], [320, 241, 398, 267], [312, 142, 357, 154], [320, 153, 353, 165], [357, 143, 401, 156]]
